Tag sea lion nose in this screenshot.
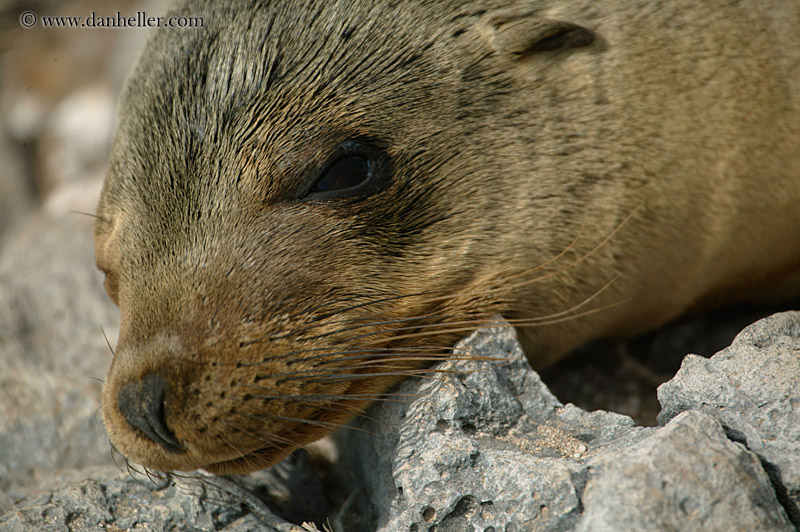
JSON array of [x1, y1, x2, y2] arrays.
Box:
[[117, 373, 182, 453]]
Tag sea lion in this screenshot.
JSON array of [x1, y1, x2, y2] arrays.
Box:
[[95, 0, 800, 475]]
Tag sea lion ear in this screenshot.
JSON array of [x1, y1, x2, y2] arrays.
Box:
[[487, 10, 594, 55]]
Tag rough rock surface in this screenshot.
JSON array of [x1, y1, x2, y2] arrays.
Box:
[[0, 460, 328, 532], [658, 311, 800, 525], [541, 302, 791, 426], [0, 199, 119, 498], [0, 467, 312, 532], [334, 323, 798, 532], [0, 467, 262, 532], [576, 411, 791, 532]]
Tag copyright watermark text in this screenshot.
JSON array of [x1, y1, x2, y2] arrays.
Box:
[[19, 10, 204, 29]]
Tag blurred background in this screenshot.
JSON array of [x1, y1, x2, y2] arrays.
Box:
[[0, 0, 163, 507], [1, 0, 157, 240]]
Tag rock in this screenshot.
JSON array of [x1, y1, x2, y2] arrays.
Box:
[[576, 411, 793, 532], [0, 467, 266, 532], [0, 458, 328, 532], [657, 310, 800, 525], [541, 303, 788, 426], [334, 322, 795, 532], [0, 187, 119, 496]]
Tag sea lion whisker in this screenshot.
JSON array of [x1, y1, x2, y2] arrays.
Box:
[[326, 358, 513, 374], [517, 273, 621, 323], [406, 209, 633, 311], [255, 290, 444, 342], [143, 467, 171, 487], [69, 210, 111, 224], [254, 239, 610, 347], [276, 247, 582, 343], [238, 412, 369, 434], [238, 384, 421, 401], [275, 371, 427, 385], [474, 273, 621, 335], [499, 205, 643, 296], [347, 406, 389, 428], [294, 366, 506, 385], [220, 415, 308, 448], [236, 387, 424, 402], [232, 345, 364, 365], [347, 300, 627, 347], [312, 288, 438, 320], [99, 323, 114, 357], [301, 222, 585, 328], [108, 441, 128, 475], [283, 291, 383, 324], [311, 353, 508, 370], [344, 281, 623, 346], [338, 319, 502, 344], [193, 472, 302, 530], [297, 349, 456, 366], [109, 443, 167, 486], [219, 419, 298, 451], [265, 355, 508, 381], [507, 298, 632, 329], [209, 426, 305, 475], [168, 470, 207, 483], [242, 344, 459, 365], [349, 208, 629, 321], [217, 423, 285, 462], [293, 310, 489, 343], [291, 223, 590, 341], [406, 220, 589, 308], [319, 354, 508, 369]]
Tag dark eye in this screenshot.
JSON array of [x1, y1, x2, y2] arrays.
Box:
[[311, 155, 370, 194], [300, 141, 390, 201]]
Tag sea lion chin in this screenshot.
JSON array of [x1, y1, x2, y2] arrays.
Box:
[[95, 0, 800, 474]]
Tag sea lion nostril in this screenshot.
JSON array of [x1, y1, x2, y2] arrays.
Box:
[[117, 373, 182, 453]]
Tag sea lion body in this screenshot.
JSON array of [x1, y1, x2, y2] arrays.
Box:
[[95, 0, 800, 473]]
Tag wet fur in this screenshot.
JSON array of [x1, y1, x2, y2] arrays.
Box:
[[95, 0, 800, 474]]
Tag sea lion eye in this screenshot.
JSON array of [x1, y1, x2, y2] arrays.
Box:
[[311, 155, 370, 194], [300, 141, 389, 201]]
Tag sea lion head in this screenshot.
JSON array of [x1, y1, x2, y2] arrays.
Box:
[[95, 0, 594, 474]]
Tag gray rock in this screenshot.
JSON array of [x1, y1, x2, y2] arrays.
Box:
[[577, 411, 793, 532], [0, 458, 329, 532], [335, 322, 794, 532], [0, 467, 262, 532], [0, 196, 119, 496], [657, 310, 800, 525]]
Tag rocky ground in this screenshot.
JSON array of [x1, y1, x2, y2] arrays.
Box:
[[1, 1, 799, 531]]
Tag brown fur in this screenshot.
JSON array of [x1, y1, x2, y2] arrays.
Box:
[[95, 0, 800, 474]]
